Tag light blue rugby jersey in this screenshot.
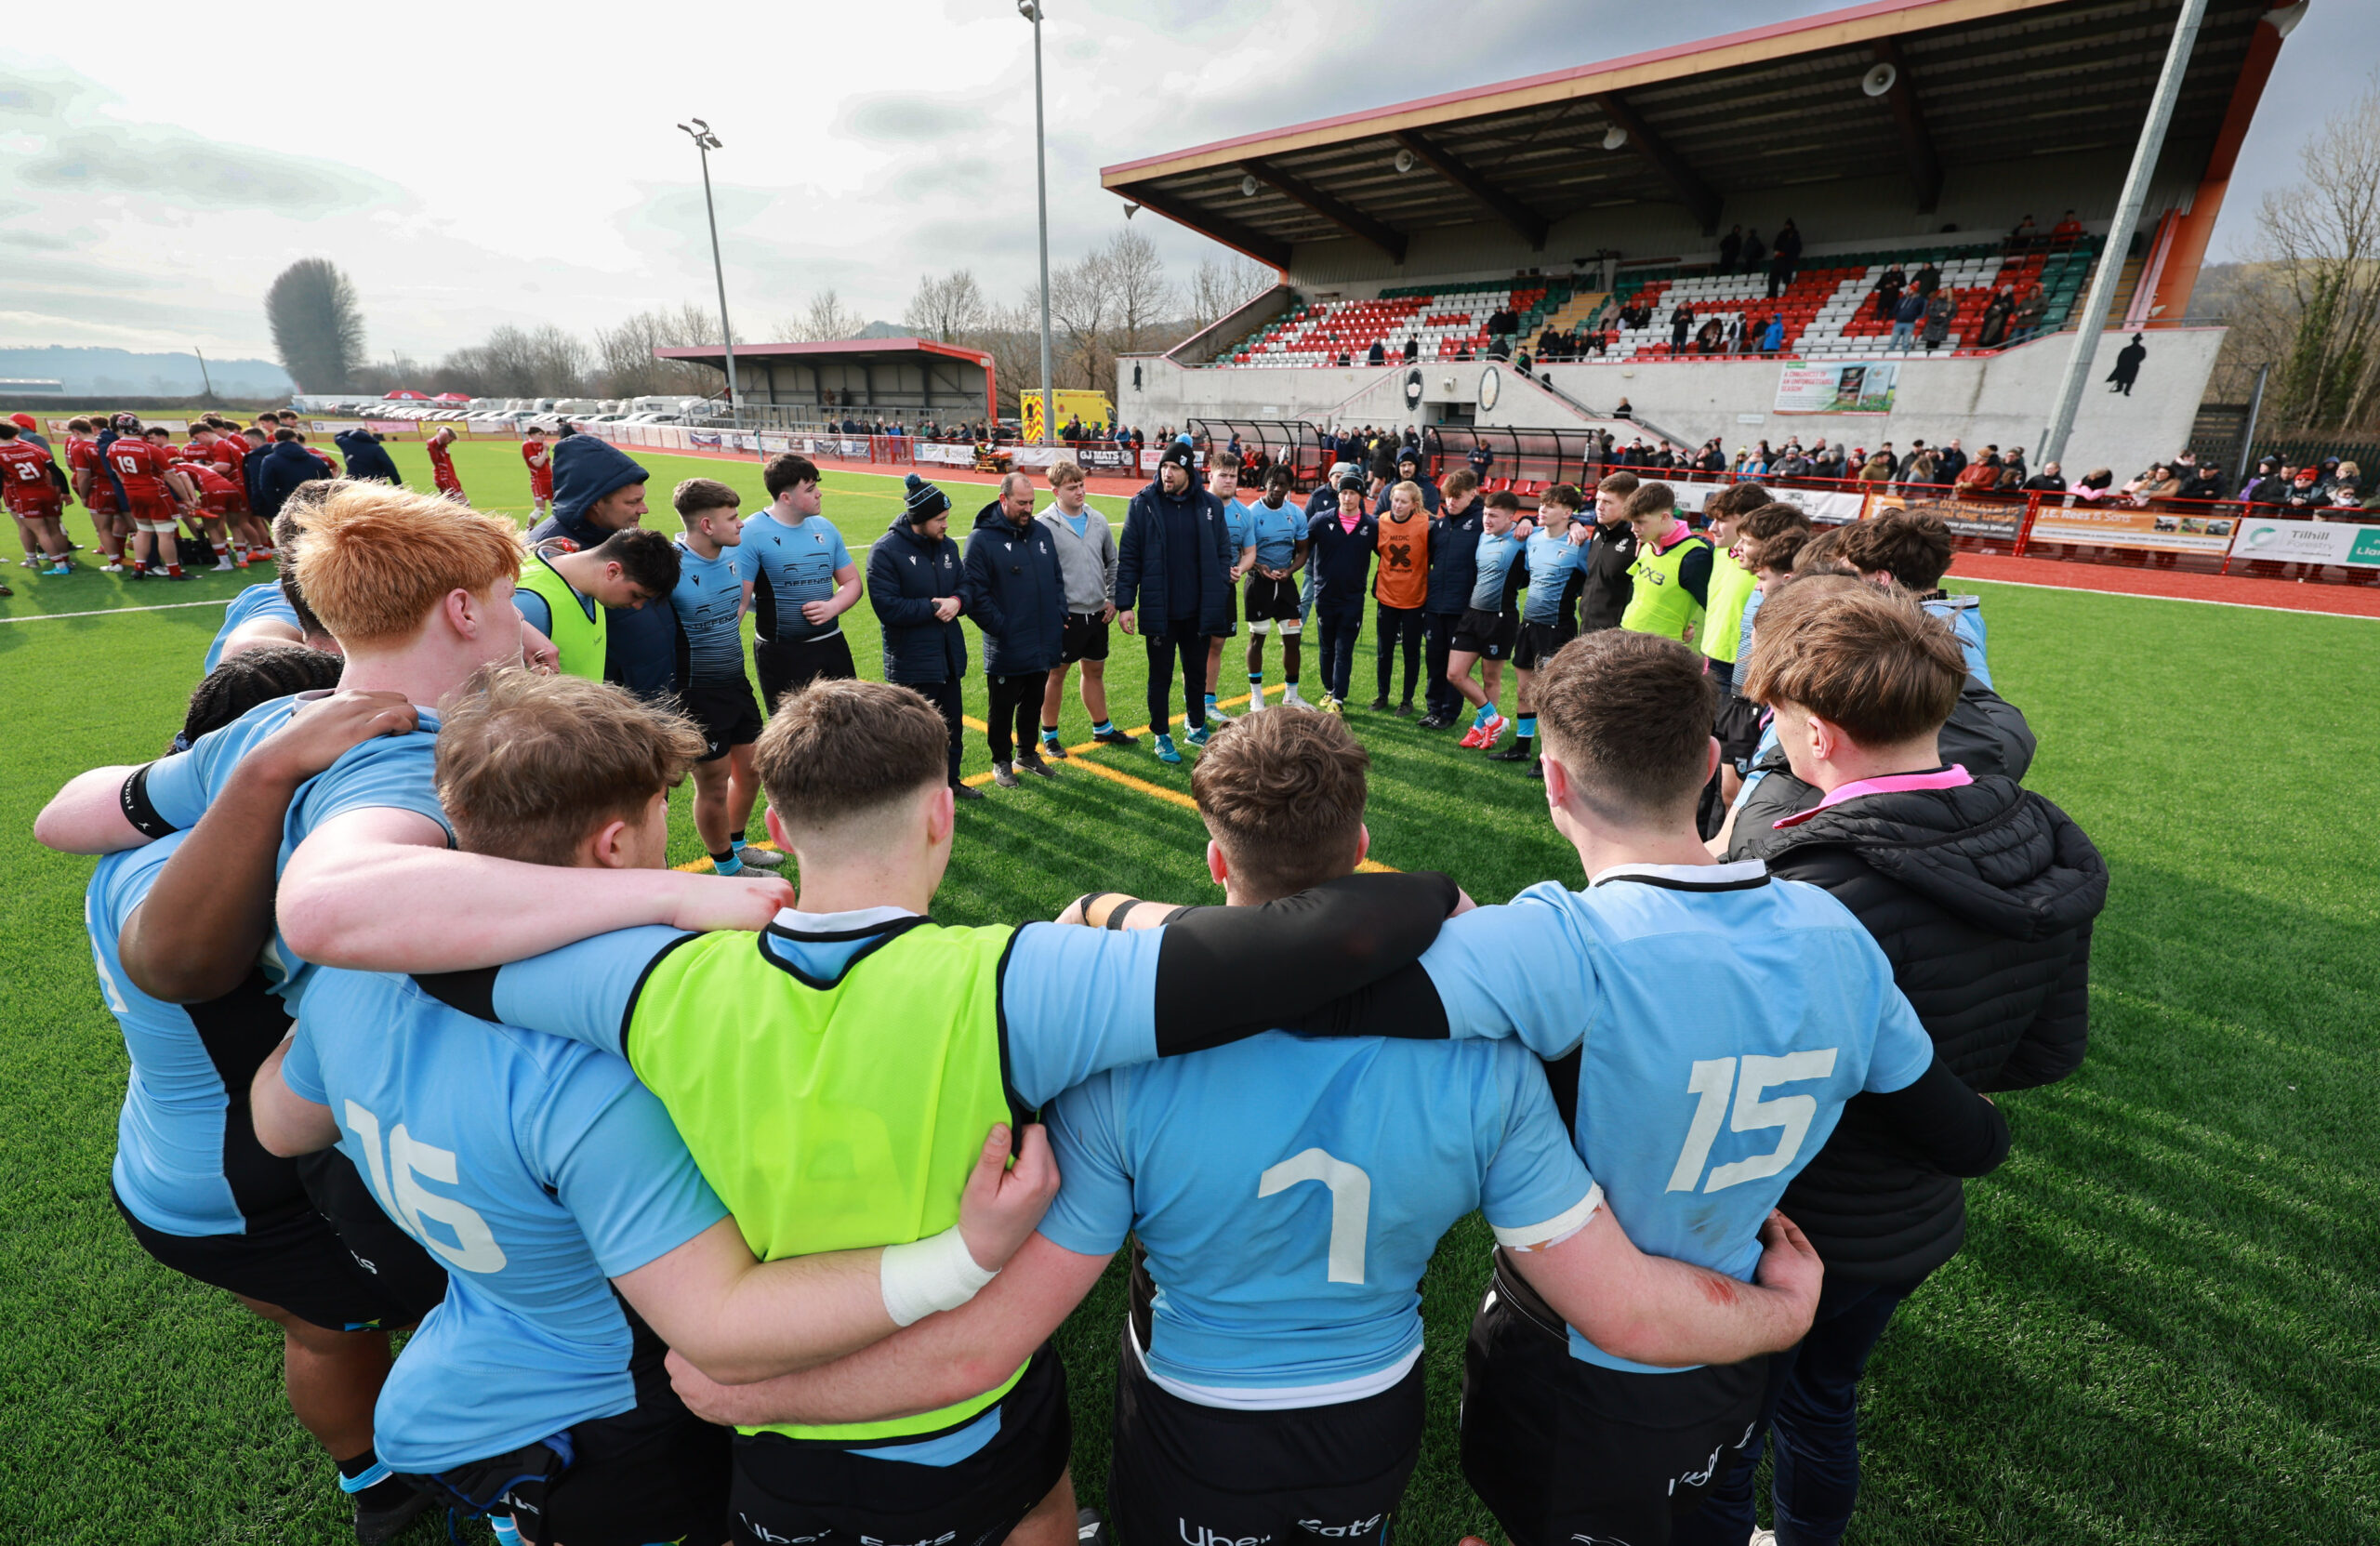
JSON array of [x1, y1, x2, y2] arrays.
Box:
[[1924, 596, 1991, 687], [1519, 528, 1583, 626], [1415, 862, 1936, 1373], [734, 510, 853, 644], [1038, 1032, 1595, 1408], [282, 969, 726, 1473], [1248, 496, 1305, 571], [137, 694, 453, 1007], [671, 540, 747, 682], [1222, 497, 1254, 568], [202, 583, 301, 674], [1470, 528, 1526, 614], [90, 832, 299, 1236]]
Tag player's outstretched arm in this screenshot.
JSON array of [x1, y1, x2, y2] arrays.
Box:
[[33, 765, 151, 854], [1510, 1205, 1821, 1368], [277, 807, 793, 973], [664, 1231, 1111, 1428], [625, 1121, 1056, 1386], [123, 692, 416, 1002]]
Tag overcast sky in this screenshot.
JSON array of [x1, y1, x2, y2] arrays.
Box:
[[0, 0, 2358, 365]]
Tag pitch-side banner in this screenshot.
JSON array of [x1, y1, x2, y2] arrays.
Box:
[[1775, 360, 1899, 416], [2027, 500, 2237, 554], [914, 442, 973, 466], [1666, 479, 1866, 526], [2226, 514, 2380, 568], [1865, 492, 2025, 542]]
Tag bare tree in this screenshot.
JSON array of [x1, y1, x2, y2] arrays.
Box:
[[905, 271, 988, 343], [1186, 253, 1278, 336], [265, 258, 366, 392], [1046, 254, 1117, 390], [1103, 230, 1176, 357], [977, 296, 1044, 416], [798, 289, 866, 342], [594, 304, 724, 397], [2243, 77, 2380, 431]]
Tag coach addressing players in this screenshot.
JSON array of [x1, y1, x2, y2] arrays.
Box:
[[964, 473, 1067, 787], [1116, 442, 1236, 760]]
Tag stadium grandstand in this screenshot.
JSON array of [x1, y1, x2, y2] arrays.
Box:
[[1103, 0, 2292, 482]]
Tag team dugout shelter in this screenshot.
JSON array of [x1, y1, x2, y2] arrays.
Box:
[[654, 338, 998, 429], [1101, 0, 2300, 482]]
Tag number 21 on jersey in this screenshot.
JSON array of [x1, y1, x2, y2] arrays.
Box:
[[1666, 1050, 1837, 1195]]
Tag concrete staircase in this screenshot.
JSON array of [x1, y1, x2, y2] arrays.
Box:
[[1541, 291, 1608, 335]]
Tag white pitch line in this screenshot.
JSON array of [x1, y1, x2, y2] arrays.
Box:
[[0, 598, 231, 624], [1957, 573, 2380, 620]]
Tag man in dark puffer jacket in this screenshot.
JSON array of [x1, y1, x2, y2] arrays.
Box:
[[1686, 575, 2107, 1546]]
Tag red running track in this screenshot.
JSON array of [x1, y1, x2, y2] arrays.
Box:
[[638, 443, 2380, 621]]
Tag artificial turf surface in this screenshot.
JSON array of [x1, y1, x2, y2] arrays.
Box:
[[0, 439, 2372, 1542]]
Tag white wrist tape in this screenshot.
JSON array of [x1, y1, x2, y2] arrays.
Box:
[[880, 1223, 999, 1327]]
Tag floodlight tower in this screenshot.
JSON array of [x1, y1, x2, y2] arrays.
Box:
[[1020, 0, 1056, 445], [678, 117, 742, 428]]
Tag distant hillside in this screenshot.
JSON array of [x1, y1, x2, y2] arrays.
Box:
[[856, 321, 909, 339], [0, 346, 291, 399]]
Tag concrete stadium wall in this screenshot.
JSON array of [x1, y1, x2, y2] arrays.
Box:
[[1117, 328, 2225, 476]]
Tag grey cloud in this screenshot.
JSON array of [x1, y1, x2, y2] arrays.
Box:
[[886, 157, 999, 202], [838, 93, 987, 144], [0, 229, 76, 252], [20, 127, 398, 217]]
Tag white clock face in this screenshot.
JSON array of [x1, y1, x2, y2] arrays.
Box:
[[1479, 366, 1501, 413]]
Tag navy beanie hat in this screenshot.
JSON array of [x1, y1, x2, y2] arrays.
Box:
[[1158, 442, 1197, 475], [903, 473, 951, 523]]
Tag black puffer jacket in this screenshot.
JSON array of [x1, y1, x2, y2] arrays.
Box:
[[1730, 775, 2106, 1282], [1733, 677, 2035, 831]]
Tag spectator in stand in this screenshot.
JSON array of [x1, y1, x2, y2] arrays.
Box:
[[2010, 284, 2048, 342], [2000, 447, 2030, 486], [1718, 225, 1744, 274], [1891, 289, 1926, 351], [1726, 313, 1747, 355], [1923, 291, 1957, 352], [1696, 319, 1725, 356], [1514, 348, 1534, 377], [1468, 443, 1494, 482], [1615, 397, 1633, 420], [2132, 464, 2182, 507], [2281, 465, 2326, 509], [2051, 209, 2084, 244], [1671, 301, 1696, 352], [1955, 451, 2003, 495], [2022, 460, 2066, 494], [1402, 335, 1420, 363], [1422, 424, 1443, 466], [2072, 468, 2115, 503], [1741, 227, 1766, 275], [1486, 334, 1513, 363], [2240, 456, 2281, 502], [1858, 450, 1897, 487], [2327, 462, 2363, 510], [1936, 440, 1968, 484], [1699, 440, 1728, 475], [1761, 313, 1787, 353], [2008, 214, 2040, 250], [1912, 259, 1942, 298], [2178, 458, 2224, 502], [1767, 218, 1802, 298], [1977, 287, 2016, 349], [1874, 262, 1906, 324]]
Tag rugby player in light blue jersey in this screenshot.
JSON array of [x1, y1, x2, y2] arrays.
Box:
[[736, 452, 862, 711], [668, 475, 783, 878], [1202, 451, 1256, 724], [1448, 487, 1529, 747], [1489, 482, 1590, 775], [1240, 463, 1311, 709], [86, 645, 446, 1545], [1277, 632, 2010, 1546], [251, 670, 1056, 1546], [660, 707, 1823, 1546], [33, 480, 790, 993]]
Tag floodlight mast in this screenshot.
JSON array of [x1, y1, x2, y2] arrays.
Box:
[[680, 118, 742, 429], [1022, 0, 1056, 446], [2037, 0, 2211, 468]]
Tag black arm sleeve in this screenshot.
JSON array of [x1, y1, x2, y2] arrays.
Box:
[[413, 966, 500, 1023], [120, 764, 179, 840], [1678, 543, 1712, 610], [1867, 1055, 2010, 1178], [1983, 920, 2093, 1092], [1150, 872, 1461, 1055]]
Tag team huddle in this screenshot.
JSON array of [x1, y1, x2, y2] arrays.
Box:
[[36, 439, 2107, 1546]]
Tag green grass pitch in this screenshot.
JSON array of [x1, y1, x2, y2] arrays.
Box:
[[0, 438, 2372, 1542]]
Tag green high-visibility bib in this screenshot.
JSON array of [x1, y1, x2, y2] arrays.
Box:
[[626, 921, 1026, 1442], [1621, 532, 1712, 643], [516, 553, 605, 681], [1700, 548, 1758, 665]]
